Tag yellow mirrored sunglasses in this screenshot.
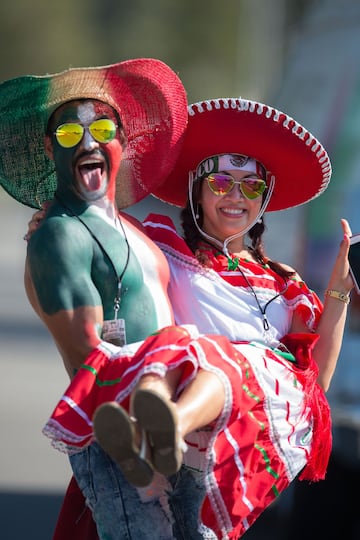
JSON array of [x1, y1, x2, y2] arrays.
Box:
[[55, 119, 117, 148]]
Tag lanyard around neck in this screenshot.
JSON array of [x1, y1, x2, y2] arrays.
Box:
[[55, 195, 130, 317]]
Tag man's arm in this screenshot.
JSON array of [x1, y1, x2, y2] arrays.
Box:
[[25, 218, 104, 378]]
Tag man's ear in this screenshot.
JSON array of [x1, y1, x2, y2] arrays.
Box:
[[44, 135, 54, 160]]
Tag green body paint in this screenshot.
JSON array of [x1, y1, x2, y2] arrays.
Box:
[[27, 201, 162, 344]]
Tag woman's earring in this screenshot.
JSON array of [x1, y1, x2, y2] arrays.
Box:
[[195, 204, 200, 220]]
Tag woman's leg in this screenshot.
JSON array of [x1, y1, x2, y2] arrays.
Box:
[[131, 367, 183, 405], [134, 368, 225, 438], [132, 368, 225, 477], [175, 369, 225, 436], [94, 367, 225, 484]]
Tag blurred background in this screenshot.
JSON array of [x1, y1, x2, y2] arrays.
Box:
[[1, 0, 360, 538]]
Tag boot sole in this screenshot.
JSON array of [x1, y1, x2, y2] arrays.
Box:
[[93, 402, 154, 487], [133, 389, 182, 476]]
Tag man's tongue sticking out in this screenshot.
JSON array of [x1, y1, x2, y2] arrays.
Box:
[[81, 163, 103, 191]]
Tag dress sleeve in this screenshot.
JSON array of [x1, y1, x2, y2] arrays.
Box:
[[284, 277, 323, 331], [143, 213, 195, 258]]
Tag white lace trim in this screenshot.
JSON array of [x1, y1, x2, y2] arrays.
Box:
[[188, 97, 332, 193]]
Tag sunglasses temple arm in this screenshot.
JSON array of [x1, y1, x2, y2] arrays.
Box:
[[188, 172, 225, 252]]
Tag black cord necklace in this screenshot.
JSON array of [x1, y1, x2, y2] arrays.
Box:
[[232, 259, 287, 332], [200, 238, 288, 332], [55, 195, 130, 316]]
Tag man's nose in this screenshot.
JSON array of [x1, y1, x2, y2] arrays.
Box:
[[81, 128, 99, 150]]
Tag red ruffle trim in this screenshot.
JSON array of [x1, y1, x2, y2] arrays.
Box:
[[280, 332, 332, 481]]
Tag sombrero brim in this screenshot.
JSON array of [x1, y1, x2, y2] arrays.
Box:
[[152, 98, 332, 211], [0, 58, 188, 209]]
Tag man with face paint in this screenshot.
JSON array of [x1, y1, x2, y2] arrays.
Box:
[[0, 60, 190, 540], [29, 98, 175, 378]]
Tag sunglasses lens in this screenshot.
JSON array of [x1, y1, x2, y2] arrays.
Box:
[[55, 119, 117, 148], [240, 179, 266, 199], [207, 174, 234, 195], [89, 119, 117, 143], [55, 124, 84, 148]]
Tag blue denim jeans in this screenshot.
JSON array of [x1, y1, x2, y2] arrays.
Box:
[[69, 443, 212, 540]]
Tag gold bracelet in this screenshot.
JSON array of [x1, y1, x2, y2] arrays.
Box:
[[325, 289, 350, 304]]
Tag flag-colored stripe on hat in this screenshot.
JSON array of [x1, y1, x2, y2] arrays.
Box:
[[0, 58, 188, 209]]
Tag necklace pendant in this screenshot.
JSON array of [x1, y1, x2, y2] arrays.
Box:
[[227, 256, 240, 271], [262, 314, 270, 331]]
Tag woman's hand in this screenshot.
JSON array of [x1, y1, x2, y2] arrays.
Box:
[[23, 201, 51, 241], [326, 218, 354, 294]]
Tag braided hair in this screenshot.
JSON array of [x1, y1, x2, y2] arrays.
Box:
[[180, 179, 295, 280]]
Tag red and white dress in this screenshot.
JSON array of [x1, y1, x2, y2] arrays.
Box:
[[43, 214, 331, 540]]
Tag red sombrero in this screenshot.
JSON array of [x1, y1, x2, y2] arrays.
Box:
[[153, 97, 332, 211]]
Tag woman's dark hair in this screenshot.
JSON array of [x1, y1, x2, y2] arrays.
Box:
[[180, 178, 295, 280]]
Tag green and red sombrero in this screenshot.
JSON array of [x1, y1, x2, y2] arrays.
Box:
[[153, 97, 332, 211], [0, 58, 188, 209]]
